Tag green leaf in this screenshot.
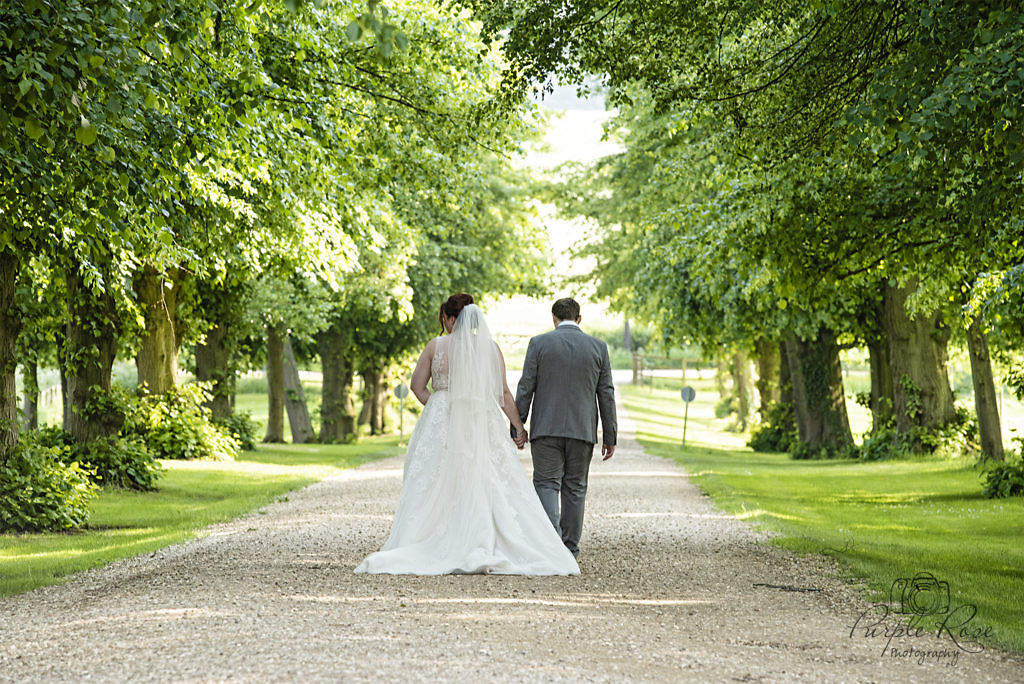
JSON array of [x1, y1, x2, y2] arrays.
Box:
[[346, 21, 362, 42], [284, 0, 299, 13], [88, 55, 105, 68], [18, 78, 33, 96], [76, 118, 97, 146], [24, 118, 44, 140]]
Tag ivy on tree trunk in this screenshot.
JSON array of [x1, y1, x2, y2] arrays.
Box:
[[784, 329, 854, 454], [64, 268, 122, 445], [135, 265, 183, 395], [194, 321, 233, 420], [882, 283, 956, 438], [867, 331, 895, 434]]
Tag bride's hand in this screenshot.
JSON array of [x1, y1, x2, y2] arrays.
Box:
[[514, 427, 528, 449]]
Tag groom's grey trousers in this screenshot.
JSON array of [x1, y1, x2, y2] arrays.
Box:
[[515, 324, 617, 558], [531, 436, 594, 557]]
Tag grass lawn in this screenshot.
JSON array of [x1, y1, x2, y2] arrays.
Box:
[[0, 436, 402, 598], [621, 382, 1024, 654]]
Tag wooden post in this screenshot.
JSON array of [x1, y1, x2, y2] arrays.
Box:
[[632, 352, 641, 385]]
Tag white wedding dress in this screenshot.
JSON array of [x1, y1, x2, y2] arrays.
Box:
[[355, 306, 580, 576]]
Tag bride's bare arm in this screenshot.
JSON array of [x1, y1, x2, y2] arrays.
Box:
[[496, 345, 526, 440], [410, 339, 435, 405]]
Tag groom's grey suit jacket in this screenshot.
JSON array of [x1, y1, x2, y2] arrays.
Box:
[[515, 324, 617, 446]]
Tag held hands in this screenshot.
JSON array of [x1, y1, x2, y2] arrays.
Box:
[[514, 426, 528, 449], [601, 443, 615, 461]]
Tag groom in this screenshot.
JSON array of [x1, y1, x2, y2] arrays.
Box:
[[514, 298, 617, 559]]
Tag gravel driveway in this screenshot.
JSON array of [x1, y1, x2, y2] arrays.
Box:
[[1, 399, 1021, 682]]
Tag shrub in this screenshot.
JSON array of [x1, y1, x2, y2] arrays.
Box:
[[748, 402, 798, 453], [790, 440, 858, 461], [980, 443, 1024, 499], [918, 406, 978, 457], [212, 412, 259, 451], [32, 425, 163, 490], [76, 435, 162, 490], [33, 424, 75, 450], [714, 395, 737, 419], [857, 406, 977, 461], [125, 383, 239, 461], [981, 459, 1024, 498], [857, 427, 911, 462], [0, 442, 97, 532]]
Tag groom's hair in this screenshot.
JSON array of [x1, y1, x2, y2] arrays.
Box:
[[552, 298, 580, 322]]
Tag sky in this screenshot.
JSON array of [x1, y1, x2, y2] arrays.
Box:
[[483, 83, 622, 338]]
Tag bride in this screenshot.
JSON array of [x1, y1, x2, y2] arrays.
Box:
[[355, 294, 580, 576]]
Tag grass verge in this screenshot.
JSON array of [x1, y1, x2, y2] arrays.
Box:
[[0, 436, 402, 597], [621, 383, 1024, 653]]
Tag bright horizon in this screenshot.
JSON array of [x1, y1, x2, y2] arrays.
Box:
[[484, 84, 623, 338]]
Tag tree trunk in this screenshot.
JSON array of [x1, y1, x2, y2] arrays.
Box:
[[56, 330, 70, 428], [715, 354, 729, 400], [753, 337, 779, 419], [0, 250, 21, 459], [867, 334, 895, 433], [967, 317, 1004, 460], [731, 351, 751, 431], [623, 316, 632, 352], [784, 329, 854, 454], [357, 383, 371, 427], [264, 323, 285, 443], [376, 374, 389, 434], [360, 367, 384, 435], [65, 268, 122, 444], [318, 325, 356, 443], [282, 337, 315, 443], [22, 359, 38, 431], [195, 322, 233, 420], [778, 339, 793, 411], [134, 265, 182, 395], [882, 282, 956, 436]]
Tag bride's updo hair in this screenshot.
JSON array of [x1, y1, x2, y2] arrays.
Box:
[[439, 293, 474, 333]]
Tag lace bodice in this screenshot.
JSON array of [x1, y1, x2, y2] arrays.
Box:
[[431, 336, 450, 391]]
